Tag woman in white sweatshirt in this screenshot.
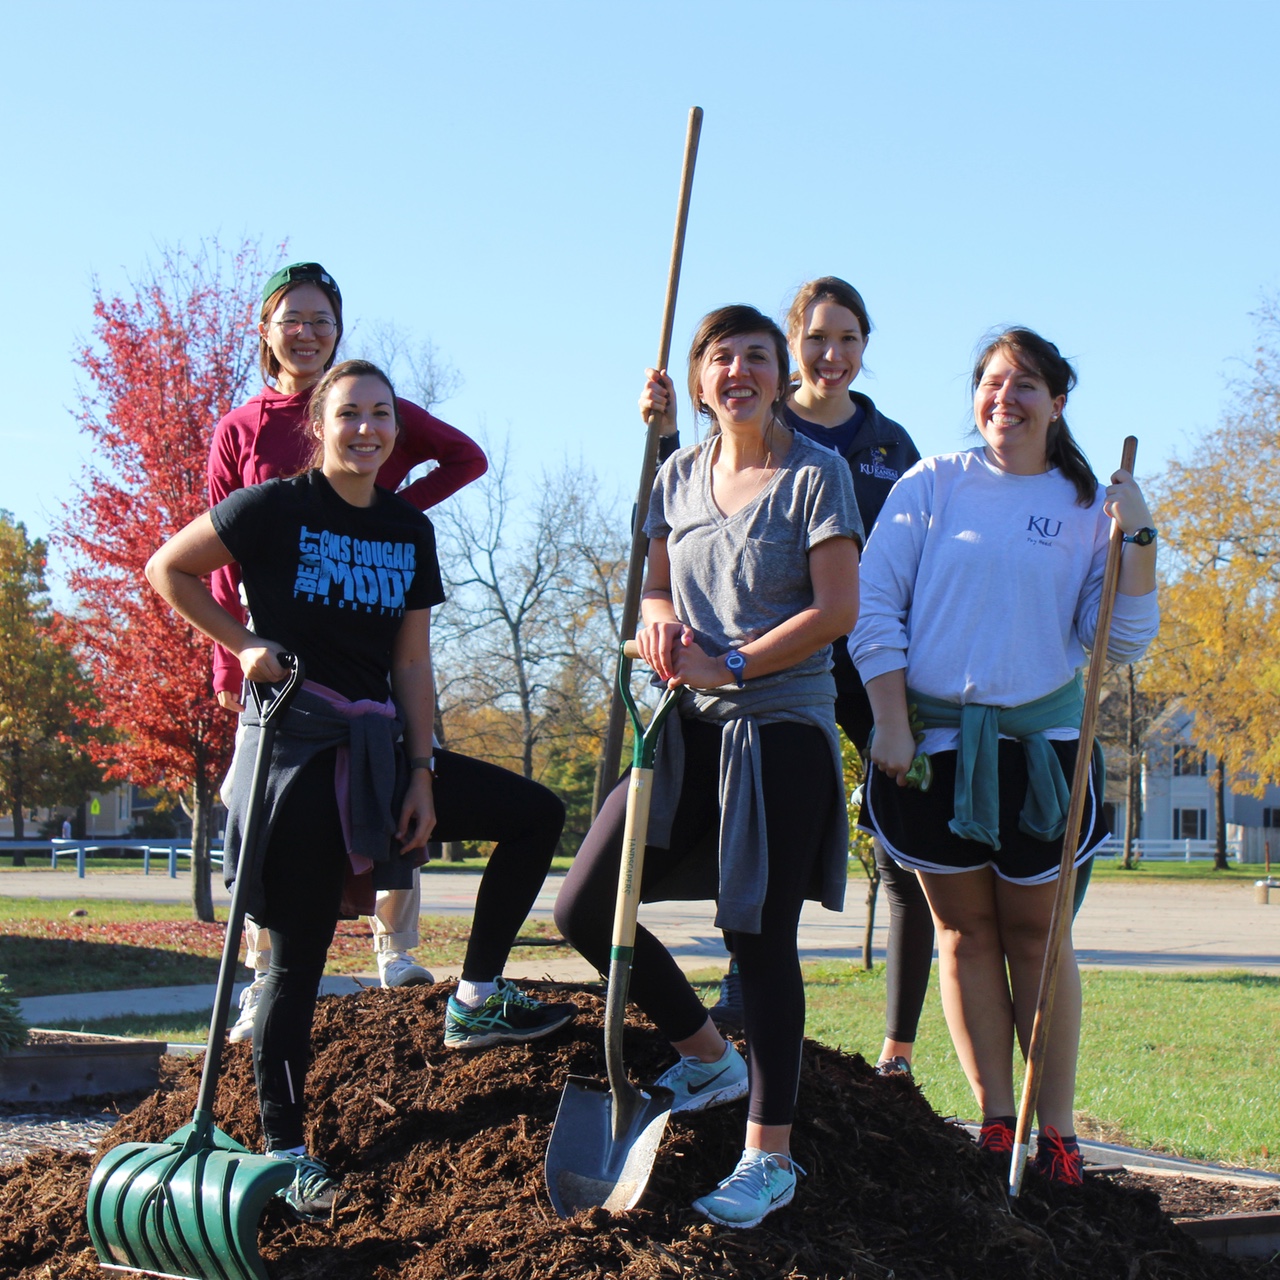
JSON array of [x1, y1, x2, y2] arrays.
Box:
[[850, 327, 1159, 1186]]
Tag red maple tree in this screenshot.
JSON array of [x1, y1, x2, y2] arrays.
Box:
[[59, 241, 268, 921]]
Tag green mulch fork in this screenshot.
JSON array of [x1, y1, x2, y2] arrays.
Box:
[[87, 658, 303, 1280]]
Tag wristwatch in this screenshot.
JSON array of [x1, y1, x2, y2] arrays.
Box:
[[724, 651, 747, 688], [1122, 527, 1157, 546]]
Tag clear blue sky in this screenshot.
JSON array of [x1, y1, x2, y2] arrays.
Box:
[[5, 0, 1278, 573]]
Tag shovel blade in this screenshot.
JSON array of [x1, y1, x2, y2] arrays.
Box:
[[544, 1075, 673, 1218], [87, 1123, 293, 1280]]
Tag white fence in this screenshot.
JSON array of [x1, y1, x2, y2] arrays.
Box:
[[1111, 838, 1242, 862]]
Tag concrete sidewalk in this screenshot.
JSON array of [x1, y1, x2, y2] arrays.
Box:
[[6, 866, 1278, 1026]]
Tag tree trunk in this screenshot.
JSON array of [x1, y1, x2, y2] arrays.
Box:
[[190, 776, 214, 922], [1122, 664, 1140, 869], [9, 743, 26, 862], [1213, 758, 1229, 871], [862, 864, 881, 971]]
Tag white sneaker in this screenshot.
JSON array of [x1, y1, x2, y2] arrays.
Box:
[[378, 952, 434, 988], [228, 975, 266, 1042]]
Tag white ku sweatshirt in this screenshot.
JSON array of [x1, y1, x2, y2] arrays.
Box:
[[849, 449, 1158, 743]]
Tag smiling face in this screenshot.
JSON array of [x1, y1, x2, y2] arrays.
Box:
[[973, 348, 1066, 473], [793, 300, 866, 399], [260, 282, 339, 392], [698, 331, 783, 431], [314, 373, 398, 500]]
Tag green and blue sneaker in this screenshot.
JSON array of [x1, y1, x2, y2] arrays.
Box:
[[653, 1040, 748, 1113], [269, 1150, 341, 1221], [443, 977, 576, 1049], [692, 1148, 805, 1228]]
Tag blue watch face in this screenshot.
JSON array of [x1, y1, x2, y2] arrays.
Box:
[[725, 652, 745, 671]]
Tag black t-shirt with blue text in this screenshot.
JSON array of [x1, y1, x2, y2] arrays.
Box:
[[210, 471, 445, 703]]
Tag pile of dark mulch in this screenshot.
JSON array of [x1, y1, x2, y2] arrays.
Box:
[[1, 982, 1276, 1279]]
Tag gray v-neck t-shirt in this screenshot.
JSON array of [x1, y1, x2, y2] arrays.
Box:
[[644, 428, 863, 688]]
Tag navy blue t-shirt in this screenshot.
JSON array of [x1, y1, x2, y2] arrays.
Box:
[[211, 471, 445, 703], [782, 400, 865, 459]]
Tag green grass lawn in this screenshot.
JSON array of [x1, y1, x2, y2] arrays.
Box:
[[0, 896, 571, 997], [1085, 858, 1272, 885], [690, 962, 1280, 1175]]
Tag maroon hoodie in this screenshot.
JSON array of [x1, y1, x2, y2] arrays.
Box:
[[207, 385, 486, 699]]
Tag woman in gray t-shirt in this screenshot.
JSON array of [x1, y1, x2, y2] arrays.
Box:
[[556, 304, 861, 1229]]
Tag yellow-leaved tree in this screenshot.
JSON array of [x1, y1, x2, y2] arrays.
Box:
[[1145, 300, 1280, 864]]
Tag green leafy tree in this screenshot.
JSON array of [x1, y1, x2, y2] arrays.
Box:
[[842, 737, 880, 970], [0, 513, 103, 858], [1146, 298, 1280, 866]]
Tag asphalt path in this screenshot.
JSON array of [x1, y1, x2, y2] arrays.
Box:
[[5, 865, 1278, 1025]]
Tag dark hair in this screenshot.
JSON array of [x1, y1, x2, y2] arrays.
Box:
[[785, 275, 873, 346], [258, 278, 344, 385], [303, 359, 400, 470], [686, 305, 791, 433], [971, 327, 1097, 506]]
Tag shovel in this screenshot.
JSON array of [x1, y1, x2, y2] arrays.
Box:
[[545, 641, 679, 1217], [1008, 438, 1138, 1198], [87, 657, 304, 1280]]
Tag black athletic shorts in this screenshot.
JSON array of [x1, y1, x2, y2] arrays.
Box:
[[859, 737, 1108, 884]]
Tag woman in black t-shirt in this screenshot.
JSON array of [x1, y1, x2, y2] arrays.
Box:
[[147, 360, 574, 1222]]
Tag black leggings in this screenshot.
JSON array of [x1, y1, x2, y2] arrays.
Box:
[[833, 641, 936, 1047], [252, 747, 564, 1150], [555, 719, 835, 1128]]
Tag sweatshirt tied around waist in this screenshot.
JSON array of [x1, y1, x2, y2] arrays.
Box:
[[908, 676, 1098, 850]]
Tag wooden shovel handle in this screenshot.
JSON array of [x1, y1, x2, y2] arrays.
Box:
[[1009, 437, 1137, 1197], [595, 108, 703, 812]]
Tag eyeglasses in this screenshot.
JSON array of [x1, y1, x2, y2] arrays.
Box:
[[270, 318, 337, 337]]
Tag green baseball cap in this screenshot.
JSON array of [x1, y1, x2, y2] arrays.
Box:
[[261, 261, 342, 306]]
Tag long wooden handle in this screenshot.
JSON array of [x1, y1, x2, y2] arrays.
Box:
[[594, 107, 703, 816], [1009, 436, 1137, 1196]]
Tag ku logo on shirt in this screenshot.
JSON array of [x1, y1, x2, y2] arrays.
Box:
[[1026, 514, 1063, 546], [860, 447, 900, 482], [292, 524, 417, 613]]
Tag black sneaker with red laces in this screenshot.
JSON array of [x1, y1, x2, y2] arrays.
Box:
[[1032, 1125, 1083, 1186], [977, 1116, 1015, 1156]]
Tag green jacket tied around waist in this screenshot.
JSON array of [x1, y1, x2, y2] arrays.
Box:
[[908, 676, 1100, 850]]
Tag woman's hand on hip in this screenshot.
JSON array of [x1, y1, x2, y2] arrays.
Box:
[[639, 368, 679, 437], [397, 770, 437, 852]]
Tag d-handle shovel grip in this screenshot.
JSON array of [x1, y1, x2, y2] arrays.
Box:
[[247, 652, 305, 723]]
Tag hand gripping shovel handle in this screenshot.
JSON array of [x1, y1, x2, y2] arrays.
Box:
[[192, 655, 305, 1133], [1008, 439, 1136, 1197]]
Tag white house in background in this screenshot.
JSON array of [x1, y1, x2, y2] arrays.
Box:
[[0, 784, 134, 840], [1107, 705, 1280, 858], [0, 783, 218, 841]]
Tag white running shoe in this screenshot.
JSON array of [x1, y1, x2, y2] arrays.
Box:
[[228, 975, 265, 1043], [378, 952, 434, 988]]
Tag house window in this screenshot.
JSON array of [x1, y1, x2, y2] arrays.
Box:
[[1264, 808, 1280, 828], [1173, 808, 1207, 840], [1173, 748, 1208, 777]]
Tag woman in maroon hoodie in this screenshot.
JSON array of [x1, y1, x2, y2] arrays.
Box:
[[209, 262, 487, 1037]]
